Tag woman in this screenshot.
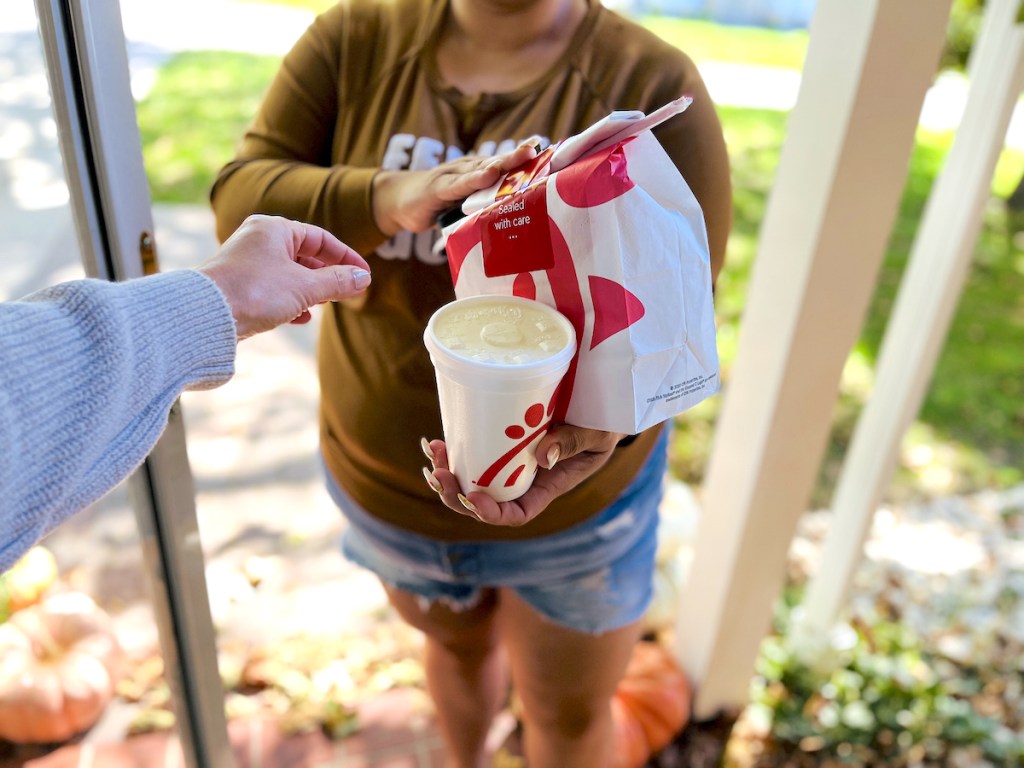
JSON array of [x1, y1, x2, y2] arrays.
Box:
[[211, 0, 730, 765]]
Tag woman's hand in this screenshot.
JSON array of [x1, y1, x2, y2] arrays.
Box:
[[420, 425, 627, 526], [372, 140, 539, 236]]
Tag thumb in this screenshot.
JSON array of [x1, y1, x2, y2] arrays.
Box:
[[538, 426, 623, 469], [304, 265, 372, 304], [537, 426, 585, 469]]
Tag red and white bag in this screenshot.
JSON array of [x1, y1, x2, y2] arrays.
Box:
[[442, 96, 719, 435]]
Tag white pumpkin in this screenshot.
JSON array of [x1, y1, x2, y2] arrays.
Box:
[[0, 592, 122, 744]]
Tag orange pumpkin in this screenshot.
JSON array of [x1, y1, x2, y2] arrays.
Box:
[[611, 641, 692, 768], [612, 693, 652, 768], [0, 592, 122, 744]]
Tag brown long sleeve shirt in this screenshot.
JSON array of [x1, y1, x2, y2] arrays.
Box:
[[211, 0, 731, 541]]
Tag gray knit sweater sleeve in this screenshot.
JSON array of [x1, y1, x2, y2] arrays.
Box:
[[0, 270, 236, 570]]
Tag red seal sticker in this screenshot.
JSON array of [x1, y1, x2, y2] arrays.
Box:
[[480, 181, 554, 277]]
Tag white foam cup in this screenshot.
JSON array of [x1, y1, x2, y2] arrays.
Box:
[[424, 295, 577, 502]]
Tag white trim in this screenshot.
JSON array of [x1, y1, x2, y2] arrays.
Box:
[[674, 0, 955, 718], [800, 0, 1024, 638]]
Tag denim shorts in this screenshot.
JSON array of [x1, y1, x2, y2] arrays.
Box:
[[325, 430, 668, 635]]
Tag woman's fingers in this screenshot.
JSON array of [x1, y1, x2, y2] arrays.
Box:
[[374, 141, 542, 235], [420, 425, 629, 527], [421, 439, 477, 519], [428, 140, 541, 204]]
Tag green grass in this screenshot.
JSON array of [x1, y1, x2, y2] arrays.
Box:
[[134, 19, 1024, 505], [136, 52, 282, 203], [855, 136, 1024, 499], [671, 107, 1024, 505], [641, 16, 809, 69]]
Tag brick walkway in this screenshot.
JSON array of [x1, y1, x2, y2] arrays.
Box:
[[14, 690, 447, 768]]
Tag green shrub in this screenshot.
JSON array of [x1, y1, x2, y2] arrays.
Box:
[[942, 0, 987, 71], [751, 601, 1024, 765]]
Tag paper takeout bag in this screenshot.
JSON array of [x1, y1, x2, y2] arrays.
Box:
[[441, 96, 719, 435]]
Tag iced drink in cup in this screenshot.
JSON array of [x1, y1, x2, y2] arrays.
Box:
[[424, 295, 577, 503]]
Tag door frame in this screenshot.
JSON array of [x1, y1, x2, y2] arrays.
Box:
[[33, 2, 234, 765]]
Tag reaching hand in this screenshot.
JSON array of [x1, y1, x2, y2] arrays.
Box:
[[372, 140, 540, 236], [421, 425, 626, 526], [197, 214, 371, 340]]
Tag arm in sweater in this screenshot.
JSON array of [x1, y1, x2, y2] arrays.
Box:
[[0, 270, 236, 571], [0, 214, 373, 572]]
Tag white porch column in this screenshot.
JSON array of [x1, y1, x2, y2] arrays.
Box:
[[799, 0, 1024, 637], [674, 0, 953, 719]]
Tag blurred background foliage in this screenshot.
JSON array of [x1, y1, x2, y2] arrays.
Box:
[[943, 0, 986, 71], [741, 584, 1024, 766], [135, 0, 1023, 511]]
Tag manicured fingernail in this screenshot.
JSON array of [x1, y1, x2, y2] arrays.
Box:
[[458, 494, 478, 514], [422, 467, 442, 493], [353, 269, 371, 290], [546, 446, 560, 468], [420, 437, 434, 462]]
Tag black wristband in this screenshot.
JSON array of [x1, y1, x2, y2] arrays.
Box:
[[437, 205, 467, 229]]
